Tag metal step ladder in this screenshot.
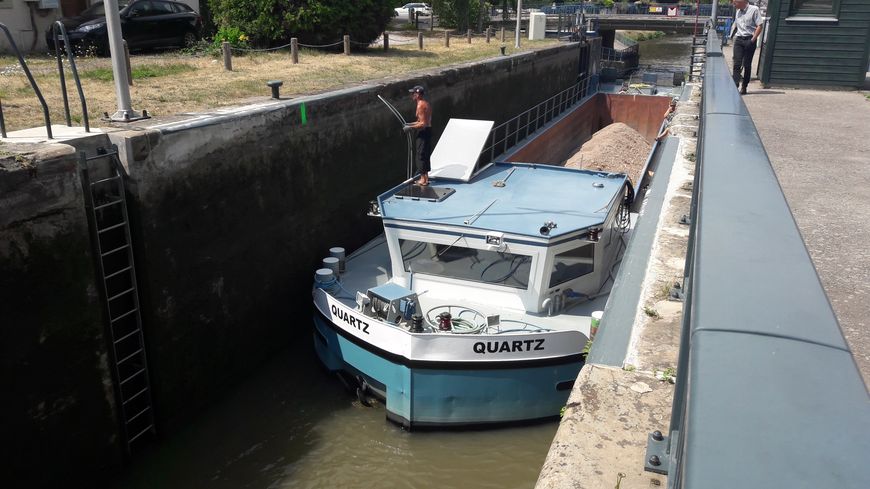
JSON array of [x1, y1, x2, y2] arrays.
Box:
[[688, 36, 707, 82], [79, 146, 155, 453]]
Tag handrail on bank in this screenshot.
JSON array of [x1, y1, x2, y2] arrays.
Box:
[[646, 28, 870, 489], [51, 21, 90, 133], [0, 23, 53, 139]]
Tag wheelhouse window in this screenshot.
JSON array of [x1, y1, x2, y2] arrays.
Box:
[[789, 0, 841, 17], [399, 239, 531, 289], [549, 243, 595, 288]]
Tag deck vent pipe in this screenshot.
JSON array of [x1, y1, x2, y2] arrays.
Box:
[[322, 257, 340, 278], [329, 247, 346, 273]]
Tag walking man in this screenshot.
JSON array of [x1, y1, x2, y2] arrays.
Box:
[[403, 85, 433, 186], [730, 0, 762, 95]]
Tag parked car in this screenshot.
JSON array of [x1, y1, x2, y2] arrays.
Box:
[[394, 3, 432, 18], [46, 0, 202, 55]]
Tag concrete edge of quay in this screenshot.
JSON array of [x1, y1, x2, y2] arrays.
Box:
[[536, 84, 701, 489]]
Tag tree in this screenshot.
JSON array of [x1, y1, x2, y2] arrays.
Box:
[[432, 1, 491, 31], [209, 0, 394, 47]]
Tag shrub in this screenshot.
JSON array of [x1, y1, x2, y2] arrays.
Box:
[[208, 0, 394, 48], [212, 25, 251, 50], [432, 1, 491, 31]]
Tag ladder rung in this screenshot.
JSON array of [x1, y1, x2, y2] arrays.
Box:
[[126, 405, 151, 424], [123, 386, 149, 405], [111, 307, 138, 323], [94, 199, 123, 211], [101, 244, 129, 257], [107, 287, 135, 302], [91, 175, 121, 186], [85, 150, 119, 161], [105, 266, 133, 280], [98, 221, 128, 234], [113, 327, 141, 345], [120, 367, 146, 386], [116, 349, 143, 366], [127, 424, 153, 443]]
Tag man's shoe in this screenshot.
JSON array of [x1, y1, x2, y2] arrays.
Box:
[[740, 87, 748, 95]]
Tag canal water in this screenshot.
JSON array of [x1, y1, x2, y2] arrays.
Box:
[[114, 341, 558, 489], [114, 34, 691, 489]]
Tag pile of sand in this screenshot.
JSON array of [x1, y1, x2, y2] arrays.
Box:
[[564, 122, 651, 184]]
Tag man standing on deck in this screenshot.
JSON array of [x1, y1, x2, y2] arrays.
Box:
[[730, 0, 763, 95], [403, 85, 433, 186]]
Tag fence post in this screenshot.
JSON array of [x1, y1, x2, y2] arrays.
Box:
[[467, 29, 472, 43], [445, 31, 450, 47], [418, 31, 423, 50], [343, 35, 350, 55], [415, 11, 420, 29], [383, 32, 389, 51], [123, 40, 133, 86], [222, 41, 232, 71], [486, 26, 491, 43], [291, 37, 299, 64], [500, 27, 505, 42]]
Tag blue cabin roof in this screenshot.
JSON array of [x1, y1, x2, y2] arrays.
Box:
[[378, 162, 627, 239]]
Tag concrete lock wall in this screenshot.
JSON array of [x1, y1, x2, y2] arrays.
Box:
[[0, 142, 123, 487], [1, 42, 585, 486]]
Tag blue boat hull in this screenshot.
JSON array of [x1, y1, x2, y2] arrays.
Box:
[[313, 313, 583, 429]]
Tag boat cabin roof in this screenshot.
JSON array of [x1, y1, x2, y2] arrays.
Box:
[[378, 162, 627, 240]]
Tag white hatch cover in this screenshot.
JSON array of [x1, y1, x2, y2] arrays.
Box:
[[429, 118, 494, 182]]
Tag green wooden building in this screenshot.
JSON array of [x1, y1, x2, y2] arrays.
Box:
[[760, 0, 870, 89]]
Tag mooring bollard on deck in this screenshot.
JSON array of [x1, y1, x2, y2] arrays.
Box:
[[467, 29, 472, 43], [418, 32, 424, 50], [343, 35, 350, 55], [291, 37, 299, 64], [222, 41, 232, 71], [445, 31, 450, 47], [383, 32, 389, 51]]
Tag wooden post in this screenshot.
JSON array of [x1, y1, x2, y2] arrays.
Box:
[[500, 27, 505, 42], [418, 31, 424, 50], [383, 32, 389, 51], [222, 41, 232, 71], [343, 35, 350, 55], [558, 13, 563, 34], [467, 29, 472, 44], [486, 27, 491, 43], [123, 40, 133, 86], [445, 31, 450, 47], [291, 37, 298, 64], [415, 11, 420, 29]]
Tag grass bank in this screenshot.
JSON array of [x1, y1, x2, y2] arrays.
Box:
[[0, 30, 558, 131]]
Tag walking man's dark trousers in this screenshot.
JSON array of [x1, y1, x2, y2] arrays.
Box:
[[732, 36, 756, 90]]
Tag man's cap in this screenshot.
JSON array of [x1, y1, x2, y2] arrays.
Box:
[[408, 85, 426, 94]]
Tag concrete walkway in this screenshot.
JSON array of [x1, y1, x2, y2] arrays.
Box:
[[725, 44, 870, 384]]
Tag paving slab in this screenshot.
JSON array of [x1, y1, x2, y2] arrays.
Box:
[[724, 44, 870, 384]]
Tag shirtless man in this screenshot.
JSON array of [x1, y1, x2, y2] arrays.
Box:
[[403, 85, 433, 186]]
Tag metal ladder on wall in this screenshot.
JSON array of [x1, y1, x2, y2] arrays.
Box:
[[688, 35, 707, 82], [79, 146, 155, 453]]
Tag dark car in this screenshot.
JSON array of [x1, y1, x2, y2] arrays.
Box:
[[47, 0, 202, 55]]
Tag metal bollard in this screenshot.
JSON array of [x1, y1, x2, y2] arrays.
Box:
[[486, 27, 491, 43], [222, 41, 232, 71], [445, 31, 450, 47], [266, 80, 283, 99], [383, 32, 389, 51], [123, 40, 133, 86], [467, 29, 472, 44], [418, 31, 423, 50], [291, 37, 298, 64], [343, 35, 350, 55]]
